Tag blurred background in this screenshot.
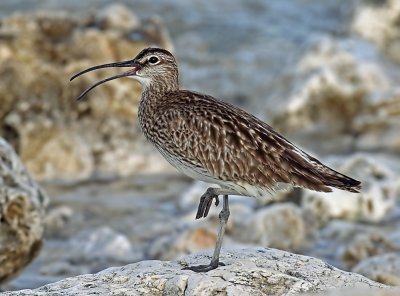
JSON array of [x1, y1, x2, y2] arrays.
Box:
[[0, 0, 400, 291]]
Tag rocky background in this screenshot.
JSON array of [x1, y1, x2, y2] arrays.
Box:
[[0, 0, 400, 295]]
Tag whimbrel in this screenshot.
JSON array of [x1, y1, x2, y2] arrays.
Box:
[[70, 48, 361, 272]]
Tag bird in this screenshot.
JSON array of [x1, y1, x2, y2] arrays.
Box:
[[70, 47, 361, 272]]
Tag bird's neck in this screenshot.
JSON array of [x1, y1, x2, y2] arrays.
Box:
[[142, 78, 179, 94], [139, 80, 179, 108], [138, 80, 179, 141], [139, 76, 179, 110]]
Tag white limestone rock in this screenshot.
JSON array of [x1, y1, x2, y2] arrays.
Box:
[[43, 205, 74, 236], [149, 226, 221, 261], [1, 248, 387, 296], [65, 226, 145, 271], [271, 37, 400, 154], [96, 4, 140, 31], [0, 8, 173, 181], [352, 253, 400, 286], [303, 287, 399, 296], [69, 226, 142, 262], [233, 203, 306, 251], [352, 0, 400, 63], [0, 138, 48, 283], [302, 153, 398, 223]]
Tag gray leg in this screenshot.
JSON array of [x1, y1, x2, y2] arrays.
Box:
[[210, 195, 230, 266], [184, 195, 230, 272]]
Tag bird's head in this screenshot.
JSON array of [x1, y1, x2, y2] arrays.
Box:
[[70, 47, 179, 100]]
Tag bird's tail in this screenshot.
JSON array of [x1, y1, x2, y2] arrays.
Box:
[[292, 151, 362, 193], [284, 147, 361, 193], [319, 167, 361, 193]]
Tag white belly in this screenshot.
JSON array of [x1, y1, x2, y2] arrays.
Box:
[[157, 147, 292, 199]]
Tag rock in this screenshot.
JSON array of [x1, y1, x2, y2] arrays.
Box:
[[8, 226, 147, 285], [4, 174, 191, 291], [43, 205, 74, 236], [343, 233, 400, 270], [135, 16, 175, 54], [302, 157, 399, 269], [301, 153, 398, 223], [70, 227, 137, 260], [305, 220, 380, 269], [96, 4, 140, 31], [306, 218, 400, 271], [352, 253, 400, 286], [0, 248, 388, 295], [303, 287, 399, 296], [233, 203, 307, 251], [38, 261, 88, 279], [271, 37, 400, 154], [0, 8, 173, 181], [16, 127, 94, 182], [0, 138, 48, 283], [149, 226, 219, 261], [66, 226, 145, 271], [352, 0, 400, 64]]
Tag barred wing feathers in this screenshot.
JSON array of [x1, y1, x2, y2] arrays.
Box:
[[153, 90, 361, 194]]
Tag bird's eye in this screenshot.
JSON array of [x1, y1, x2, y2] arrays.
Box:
[[148, 56, 159, 64]]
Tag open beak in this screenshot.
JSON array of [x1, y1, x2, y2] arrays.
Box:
[[70, 59, 142, 100]]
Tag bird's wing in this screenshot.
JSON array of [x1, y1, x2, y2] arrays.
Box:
[[153, 91, 360, 193]]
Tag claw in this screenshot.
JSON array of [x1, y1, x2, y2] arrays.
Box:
[[182, 261, 225, 272], [203, 198, 213, 218], [195, 188, 220, 219]]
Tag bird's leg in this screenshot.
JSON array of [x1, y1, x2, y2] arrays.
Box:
[[209, 195, 230, 266], [184, 195, 230, 272], [195, 187, 220, 219]]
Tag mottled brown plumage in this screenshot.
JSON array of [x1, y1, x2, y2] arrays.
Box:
[[144, 90, 360, 195], [133, 48, 360, 198], [71, 47, 361, 272]]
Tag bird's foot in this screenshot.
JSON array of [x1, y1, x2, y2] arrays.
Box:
[[182, 261, 225, 272], [195, 188, 220, 219]]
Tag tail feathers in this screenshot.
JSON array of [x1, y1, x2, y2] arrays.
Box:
[[292, 153, 362, 193], [292, 169, 361, 193], [320, 168, 361, 193], [302, 152, 362, 193], [283, 147, 361, 193]]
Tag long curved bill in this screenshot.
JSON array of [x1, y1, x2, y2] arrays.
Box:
[[70, 59, 141, 101]]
